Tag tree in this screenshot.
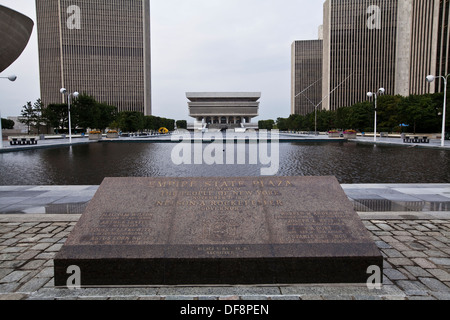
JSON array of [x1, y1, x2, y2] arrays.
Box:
[[340, 102, 372, 131], [275, 92, 449, 133], [96, 102, 117, 130], [258, 120, 275, 130], [276, 118, 289, 131], [143, 115, 175, 132], [144, 115, 157, 131], [377, 95, 403, 131], [431, 92, 450, 131], [17, 99, 68, 134], [43, 103, 69, 133], [72, 94, 118, 131], [160, 118, 175, 131], [32, 99, 46, 134], [1, 118, 15, 130], [72, 94, 96, 130], [19, 102, 36, 134], [118, 111, 145, 132], [315, 109, 336, 131], [288, 114, 307, 131], [176, 120, 187, 130], [398, 95, 440, 134]]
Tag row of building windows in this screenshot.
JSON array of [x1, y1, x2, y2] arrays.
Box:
[[62, 45, 144, 57], [292, 40, 323, 115], [36, 0, 150, 115], [327, 0, 398, 110]]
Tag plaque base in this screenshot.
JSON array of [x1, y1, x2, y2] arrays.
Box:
[[54, 177, 383, 286]]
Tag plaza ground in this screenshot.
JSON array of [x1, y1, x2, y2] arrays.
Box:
[[0, 184, 449, 300], [0, 133, 449, 300]]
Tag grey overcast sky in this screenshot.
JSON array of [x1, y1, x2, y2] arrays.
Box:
[[0, 0, 324, 121]]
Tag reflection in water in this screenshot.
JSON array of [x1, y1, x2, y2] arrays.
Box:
[[0, 142, 449, 185]]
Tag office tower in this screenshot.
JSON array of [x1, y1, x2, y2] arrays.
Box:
[[434, 0, 450, 93], [396, 0, 450, 95], [291, 40, 323, 116], [322, 0, 398, 111], [320, 0, 450, 111], [36, 0, 151, 115]]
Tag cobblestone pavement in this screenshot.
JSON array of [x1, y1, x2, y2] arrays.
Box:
[[0, 213, 449, 300]]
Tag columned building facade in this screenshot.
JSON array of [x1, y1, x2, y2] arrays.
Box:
[[292, 0, 450, 114], [291, 40, 323, 116], [35, 0, 151, 115], [396, 0, 450, 95], [322, 0, 399, 111], [187, 92, 260, 126]]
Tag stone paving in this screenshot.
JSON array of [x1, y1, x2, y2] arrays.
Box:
[[0, 212, 450, 300], [1, 136, 449, 300], [1, 184, 450, 300]]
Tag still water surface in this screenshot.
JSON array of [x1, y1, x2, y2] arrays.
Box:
[[0, 142, 449, 185]]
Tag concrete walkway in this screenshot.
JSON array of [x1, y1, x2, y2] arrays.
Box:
[[0, 184, 449, 300], [1, 136, 449, 300], [0, 185, 98, 215], [1, 184, 450, 215], [352, 136, 450, 149], [1, 133, 344, 153], [0, 137, 95, 153], [2, 134, 450, 154]]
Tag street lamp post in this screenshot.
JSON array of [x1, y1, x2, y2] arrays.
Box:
[[315, 106, 318, 136], [367, 88, 385, 143], [426, 74, 450, 147], [0, 75, 17, 149], [60, 88, 79, 145]]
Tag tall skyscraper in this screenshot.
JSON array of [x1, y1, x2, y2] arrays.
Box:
[[395, 0, 450, 96], [322, 0, 399, 111], [291, 0, 450, 114], [36, 0, 151, 115], [291, 40, 323, 116]]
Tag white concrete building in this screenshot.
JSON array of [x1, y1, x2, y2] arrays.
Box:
[[187, 92, 260, 129]]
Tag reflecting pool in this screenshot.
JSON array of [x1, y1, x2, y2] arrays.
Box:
[[0, 142, 449, 185]]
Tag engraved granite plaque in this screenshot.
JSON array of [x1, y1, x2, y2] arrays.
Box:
[[54, 177, 383, 286]]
